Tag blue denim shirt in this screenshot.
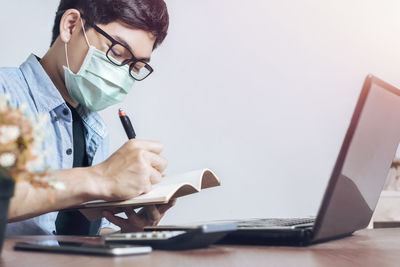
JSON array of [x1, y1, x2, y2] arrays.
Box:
[[1, 54, 112, 235]]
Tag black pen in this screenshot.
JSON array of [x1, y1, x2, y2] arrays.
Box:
[[119, 108, 136, 139]]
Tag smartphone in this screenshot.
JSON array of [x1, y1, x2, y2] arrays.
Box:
[[14, 240, 152, 256]]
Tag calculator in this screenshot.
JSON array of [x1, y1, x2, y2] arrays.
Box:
[[105, 223, 237, 250]]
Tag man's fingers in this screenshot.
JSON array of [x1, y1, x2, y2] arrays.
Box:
[[157, 199, 177, 214], [105, 207, 125, 215], [144, 151, 168, 173], [127, 139, 164, 154], [149, 167, 162, 185], [145, 205, 161, 222], [145, 151, 167, 185], [122, 207, 137, 217], [103, 210, 128, 229]]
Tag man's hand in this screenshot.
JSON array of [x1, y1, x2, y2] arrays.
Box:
[[89, 139, 167, 201], [102, 199, 177, 232], [8, 139, 167, 222]]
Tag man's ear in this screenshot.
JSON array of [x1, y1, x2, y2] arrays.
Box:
[[59, 9, 81, 44]]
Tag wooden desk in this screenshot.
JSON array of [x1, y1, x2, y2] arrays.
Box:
[[1, 228, 399, 267]]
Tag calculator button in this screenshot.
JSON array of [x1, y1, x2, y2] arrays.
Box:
[[137, 233, 146, 239], [145, 233, 153, 239]]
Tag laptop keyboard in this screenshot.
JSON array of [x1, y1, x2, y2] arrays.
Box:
[[237, 218, 315, 229]]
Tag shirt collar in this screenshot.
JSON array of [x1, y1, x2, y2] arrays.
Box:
[[19, 54, 65, 113], [19, 54, 108, 139], [76, 104, 108, 139]]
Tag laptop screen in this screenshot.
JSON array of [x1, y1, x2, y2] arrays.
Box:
[[313, 75, 400, 242]]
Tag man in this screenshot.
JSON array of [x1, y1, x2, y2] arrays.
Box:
[[1, 0, 174, 236]]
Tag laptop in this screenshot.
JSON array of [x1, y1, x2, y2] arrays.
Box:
[[213, 74, 400, 245], [148, 75, 400, 245]]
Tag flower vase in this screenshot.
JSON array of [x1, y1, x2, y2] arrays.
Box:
[[0, 176, 14, 254]]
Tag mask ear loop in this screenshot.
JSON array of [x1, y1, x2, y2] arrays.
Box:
[[80, 18, 91, 47], [65, 42, 70, 69], [65, 17, 91, 70]]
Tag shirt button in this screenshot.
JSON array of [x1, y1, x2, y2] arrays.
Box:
[[66, 148, 73, 155], [62, 108, 69, 116], [54, 116, 59, 122]]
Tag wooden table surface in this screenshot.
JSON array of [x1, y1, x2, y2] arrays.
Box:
[[1, 228, 400, 267]]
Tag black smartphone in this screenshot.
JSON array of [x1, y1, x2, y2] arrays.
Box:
[[14, 240, 151, 256]]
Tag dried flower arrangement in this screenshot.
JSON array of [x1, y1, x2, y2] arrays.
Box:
[[0, 94, 64, 197]]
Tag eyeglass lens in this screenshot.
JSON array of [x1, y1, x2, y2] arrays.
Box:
[[107, 43, 151, 80]]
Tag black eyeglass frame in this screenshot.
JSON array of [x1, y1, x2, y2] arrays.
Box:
[[82, 15, 154, 81]]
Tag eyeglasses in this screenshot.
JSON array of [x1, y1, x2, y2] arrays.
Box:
[[84, 19, 154, 81]]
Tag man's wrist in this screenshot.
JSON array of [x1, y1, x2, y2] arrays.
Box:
[[61, 165, 106, 203], [81, 164, 109, 201]]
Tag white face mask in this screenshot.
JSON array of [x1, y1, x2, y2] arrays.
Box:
[[63, 18, 135, 111]]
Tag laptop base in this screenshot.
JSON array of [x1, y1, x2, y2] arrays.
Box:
[[217, 229, 356, 246], [217, 228, 314, 246]]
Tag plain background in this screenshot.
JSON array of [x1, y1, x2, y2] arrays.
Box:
[[1, 0, 400, 224]]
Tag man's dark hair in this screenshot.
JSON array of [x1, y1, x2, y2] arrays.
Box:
[[51, 0, 169, 49]]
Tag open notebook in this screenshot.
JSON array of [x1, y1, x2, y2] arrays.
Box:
[[77, 169, 220, 221]]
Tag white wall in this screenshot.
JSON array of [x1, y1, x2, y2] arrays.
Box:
[[1, 0, 400, 224]]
